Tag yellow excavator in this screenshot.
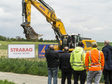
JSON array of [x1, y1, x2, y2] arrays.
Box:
[[21, 0, 96, 51]]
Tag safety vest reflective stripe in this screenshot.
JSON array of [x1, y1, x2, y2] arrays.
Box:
[[91, 65, 101, 67], [72, 65, 84, 66], [86, 65, 101, 67], [71, 62, 83, 63], [89, 51, 101, 67]]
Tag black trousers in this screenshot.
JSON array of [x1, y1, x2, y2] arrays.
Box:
[[61, 69, 72, 84], [73, 70, 86, 84], [103, 69, 112, 84]]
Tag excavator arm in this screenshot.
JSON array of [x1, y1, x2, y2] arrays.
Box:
[[21, 0, 67, 41], [21, 0, 96, 51]]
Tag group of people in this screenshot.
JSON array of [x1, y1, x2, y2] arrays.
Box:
[[45, 40, 112, 84]]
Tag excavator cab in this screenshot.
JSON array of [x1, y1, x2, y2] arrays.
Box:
[[61, 34, 96, 52], [61, 34, 82, 50]]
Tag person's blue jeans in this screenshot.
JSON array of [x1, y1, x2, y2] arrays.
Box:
[[48, 67, 58, 84]]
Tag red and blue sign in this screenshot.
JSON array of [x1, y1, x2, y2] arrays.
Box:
[[38, 44, 63, 58], [38, 44, 50, 58]]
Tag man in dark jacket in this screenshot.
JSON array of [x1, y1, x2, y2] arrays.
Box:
[[102, 40, 112, 84], [45, 45, 59, 84], [59, 46, 72, 84]]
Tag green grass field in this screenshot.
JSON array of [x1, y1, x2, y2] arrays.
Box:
[[0, 41, 111, 58], [0, 80, 15, 84]]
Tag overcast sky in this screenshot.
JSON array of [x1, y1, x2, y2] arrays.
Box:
[[0, 0, 112, 42]]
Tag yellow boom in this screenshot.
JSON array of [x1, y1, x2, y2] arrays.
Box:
[[21, 0, 96, 51], [21, 0, 67, 40]]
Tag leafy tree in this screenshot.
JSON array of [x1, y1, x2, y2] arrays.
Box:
[[0, 35, 7, 41]]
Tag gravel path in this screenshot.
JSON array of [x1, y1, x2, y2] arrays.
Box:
[[0, 72, 60, 84], [0, 72, 103, 84]]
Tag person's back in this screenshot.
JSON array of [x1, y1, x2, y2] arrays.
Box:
[[45, 48, 59, 68], [86, 48, 104, 71], [70, 47, 85, 71], [59, 47, 72, 84], [102, 40, 112, 84], [59, 53, 71, 71]]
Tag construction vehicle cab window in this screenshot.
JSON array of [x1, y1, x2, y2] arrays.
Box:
[[21, 0, 96, 51]]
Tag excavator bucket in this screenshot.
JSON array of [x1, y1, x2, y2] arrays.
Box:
[[21, 23, 42, 40]]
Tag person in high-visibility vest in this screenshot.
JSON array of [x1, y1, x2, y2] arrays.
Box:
[[85, 43, 104, 84], [70, 41, 86, 84]]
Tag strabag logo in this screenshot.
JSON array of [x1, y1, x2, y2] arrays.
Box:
[[10, 48, 33, 52], [8, 44, 35, 58]]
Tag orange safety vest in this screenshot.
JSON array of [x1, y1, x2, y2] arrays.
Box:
[[85, 48, 104, 71]]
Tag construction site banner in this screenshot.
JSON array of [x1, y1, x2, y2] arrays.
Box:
[[8, 44, 35, 58], [38, 44, 50, 58]]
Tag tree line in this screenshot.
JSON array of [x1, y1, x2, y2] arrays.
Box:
[[0, 35, 57, 42]]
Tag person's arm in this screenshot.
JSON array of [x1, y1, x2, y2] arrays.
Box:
[[45, 50, 47, 58], [85, 52, 89, 71], [53, 51, 59, 59], [59, 54, 62, 69], [70, 52, 74, 66], [56, 52, 60, 59], [100, 51, 105, 71], [82, 52, 86, 69], [102, 48, 108, 60]]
